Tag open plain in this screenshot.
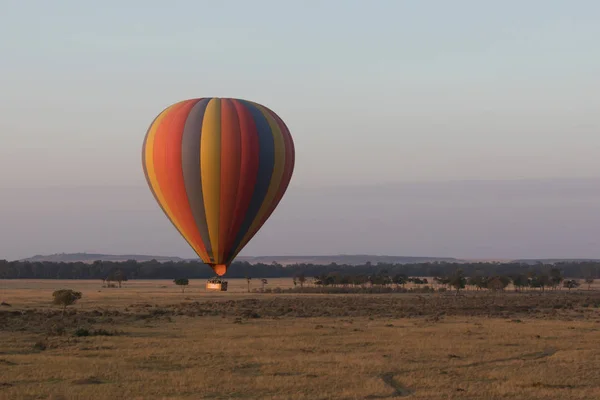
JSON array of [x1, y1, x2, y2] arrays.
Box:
[[1, 279, 599, 400]]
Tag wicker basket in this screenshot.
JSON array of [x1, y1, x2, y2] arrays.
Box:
[[206, 281, 228, 291]]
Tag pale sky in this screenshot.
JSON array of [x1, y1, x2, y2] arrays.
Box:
[[1, 1, 599, 260]]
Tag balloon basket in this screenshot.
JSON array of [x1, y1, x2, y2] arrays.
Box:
[[206, 277, 228, 292]]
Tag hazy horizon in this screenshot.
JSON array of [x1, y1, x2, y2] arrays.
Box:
[[3, 177, 600, 262], [1, 1, 599, 262]]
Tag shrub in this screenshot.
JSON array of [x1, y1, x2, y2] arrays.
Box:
[[33, 341, 47, 351], [74, 328, 90, 337], [52, 289, 82, 315], [74, 328, 119, 337], [173, 278, 190, 293]]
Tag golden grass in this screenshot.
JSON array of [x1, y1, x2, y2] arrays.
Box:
[[1, 279, 599, 399], [0, 279, 296, 309]]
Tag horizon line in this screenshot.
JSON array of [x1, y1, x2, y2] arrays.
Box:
[[15, 252, 600, 263]]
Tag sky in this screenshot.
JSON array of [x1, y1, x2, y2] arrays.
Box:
[[1, 1, 600, 260]]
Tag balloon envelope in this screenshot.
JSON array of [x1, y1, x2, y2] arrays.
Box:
[[142, 98, 295, 275]]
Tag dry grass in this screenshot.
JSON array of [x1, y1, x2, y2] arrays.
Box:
[[1, 279, 599, 399], [0, 279, 297, 308]]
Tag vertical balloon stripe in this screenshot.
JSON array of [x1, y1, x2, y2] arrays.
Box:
[[229, 101, 275, 257], [229, 108, 294, 262], [181, 98, 213, 261], [142, 106, 180, 234], [238, 110, 295, 260], [200, 98, 222, 261], [152, 101, 189, 221], [252, 107, 295, 232], [266, 108, 295, 205], [223, 99, 260, 262], [249, 104, 286, 227], [161, 98, 210, 261], [231, 103, 286, 257], [153, 100, 212, 260], [143, 102, 202, 257], [217, 99, 242, 263]]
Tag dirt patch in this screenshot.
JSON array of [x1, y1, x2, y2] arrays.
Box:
[[460, 348, 558, 368], [366, 372, 414, 398], [72, 377, 104, 385]]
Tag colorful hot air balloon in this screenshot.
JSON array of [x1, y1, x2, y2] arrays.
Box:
[[142, 98, 295, 276]]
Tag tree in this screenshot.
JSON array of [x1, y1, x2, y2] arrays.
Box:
[[583, 264, 598, 290], [563, 279, 580, 291], [325, 275, 336, 286], [549, 268, 564, 290], [511, 274, 529, 292], [487, 276, 510, 292], [449, 269, 467, 295], [106, 269, 127, 288], [173, 278, 189, 293], [434, 276, 450, 289], [467, 275, 488, 291], [298, 274, 306, 288], [339, 274, 351, 287], [352, 275, 369, 288], [410, 277, 425, 286], [530, 274, 550, 292], [392, 274, 407, 288], [328, 271, 341, 287], [52, 289, 82, 315]]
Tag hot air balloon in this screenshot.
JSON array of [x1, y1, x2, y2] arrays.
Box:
[[142, 98, 295, 276]]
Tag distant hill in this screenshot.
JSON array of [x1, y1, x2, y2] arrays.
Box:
[[511, 258, 600, 265], [235, 255, 461, 266], [21, 253, 459, 265], [22, 253, 185, 263], [20, 253, 600, 265]]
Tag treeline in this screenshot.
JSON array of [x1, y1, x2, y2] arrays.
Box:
[[296, 268, 595, 293], [0, 259, 599, 280]]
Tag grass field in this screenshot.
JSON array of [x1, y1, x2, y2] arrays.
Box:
[[1, 279, 599, 399]]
